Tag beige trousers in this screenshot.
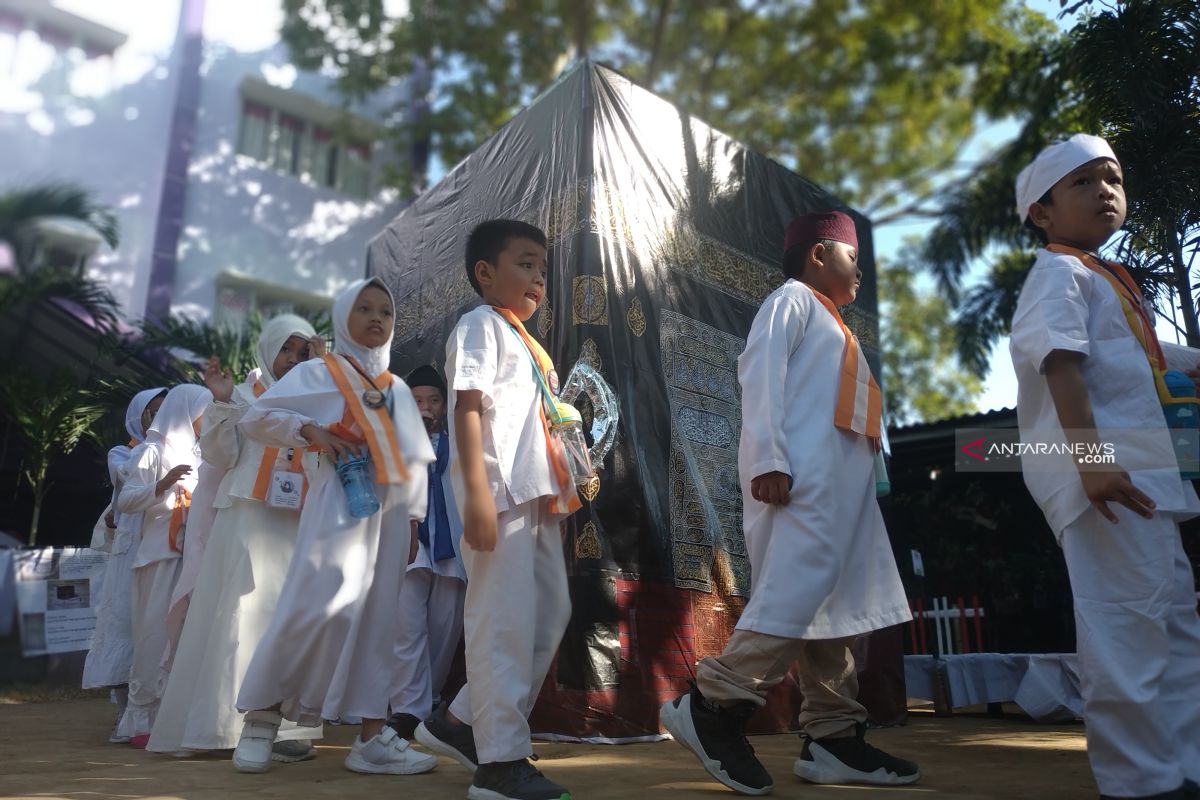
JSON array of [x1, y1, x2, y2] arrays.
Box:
[[696, 629, 866, 740]]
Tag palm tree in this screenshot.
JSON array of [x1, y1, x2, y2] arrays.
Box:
[[920, 0, 1199, 375], [0, 183, 123, 330], [0, 366, 107, 546]]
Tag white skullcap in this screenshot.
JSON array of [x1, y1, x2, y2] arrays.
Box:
[[1014, 133, 1119, 222]]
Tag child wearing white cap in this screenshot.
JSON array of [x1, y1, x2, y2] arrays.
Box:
[[1010, 133, 1200, 800]]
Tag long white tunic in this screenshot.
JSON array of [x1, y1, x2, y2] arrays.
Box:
[[1009, 248, 1200, 540], [235, 359, 433, 724], [113, 442, 191, 735], [734, 279, 911, 640], [148, 381, 321, 751], [82, 446, 141, 689]]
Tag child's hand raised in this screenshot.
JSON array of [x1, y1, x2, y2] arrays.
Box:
[[751, 471, 792, 506], [1079, 467, 1156, 522], [156, 464, 192, 496], [300, 423, 362, 461], [203, 356, 235, 403], [462, 491, 498, 552], [307, 336, 327, 359]]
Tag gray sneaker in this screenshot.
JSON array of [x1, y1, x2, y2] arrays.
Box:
[[468, 759, 569, 800], [414, 704, 478, 771], [271, 739, 317, 763]]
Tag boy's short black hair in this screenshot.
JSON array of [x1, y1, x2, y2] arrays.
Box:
[[464, 219, 548, 296], [1023, 189, 1053, 245], [782, 238, 837, 280]]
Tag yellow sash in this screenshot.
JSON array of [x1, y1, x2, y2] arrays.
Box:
[[1046, 244, 1175, 404], [322, 353, 410, 484], [490, 306, 582, 515], [809, 288, 882, 449]]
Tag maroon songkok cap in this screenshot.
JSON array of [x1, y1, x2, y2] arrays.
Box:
[[783, 211, 858, 254]]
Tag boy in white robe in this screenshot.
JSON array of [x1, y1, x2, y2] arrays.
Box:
[[1010, 134, 1200, 800], [147, 315, 325, 760], [232, 278, 437, 777], [386, 365, 466, 739], [660, 211, 917, 795], [415, 219, 581, 800], [114, 383, 211, 746], [83, 387, 166, 742]]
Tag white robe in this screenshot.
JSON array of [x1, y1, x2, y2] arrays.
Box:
[[734, 279, 910, 640], [235, 359, 433, 725], [82, 446, 141, 689], [113, 442, 190, 737], [148, 381, 322, 752]]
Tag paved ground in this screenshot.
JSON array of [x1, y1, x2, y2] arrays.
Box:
[[0, 697, 1096, 799]]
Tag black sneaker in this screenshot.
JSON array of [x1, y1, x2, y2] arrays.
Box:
[[658, 687, 773, 796], [385, 712, 422, 740], [414, 703, 478, 771], [468, 759, 569, 800], [794, 724, 919, 786]]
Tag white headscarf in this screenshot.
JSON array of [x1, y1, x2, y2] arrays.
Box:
[[125, 387, 167, 443], [1015, 133, 1119, 222], [145, 384, 212, 472], [333, 277, 394, 377], [255, 313, 317, 387]]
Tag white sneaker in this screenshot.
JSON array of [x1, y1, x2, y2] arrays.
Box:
[[344, 727, 438, 775], [272, 739, 317, 763], [233, 710, 283, 774], [108, 722, 131, 744]]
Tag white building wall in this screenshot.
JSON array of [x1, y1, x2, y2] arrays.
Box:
[[0, 0, 406, 325], [0, 0, 181, 321]]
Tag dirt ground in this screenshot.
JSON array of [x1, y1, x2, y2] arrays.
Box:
[[0, 697, 1097, 799]]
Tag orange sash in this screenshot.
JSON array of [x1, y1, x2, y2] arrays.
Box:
[[168, 486, 191, 553], [810, 288, 882, 449], [322, 353, 410, 484], [491, 307, 583, 515], [1047, 244, 1173, 403]]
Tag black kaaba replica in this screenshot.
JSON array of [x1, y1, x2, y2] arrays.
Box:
[[368, 59, 898, 739]]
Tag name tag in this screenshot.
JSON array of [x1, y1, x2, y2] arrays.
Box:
[[267, 467, 304, 510]]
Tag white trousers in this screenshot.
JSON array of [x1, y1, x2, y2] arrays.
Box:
[[389, 567, 466, 718], [116, 557, 181, 738], [448, 501, 570, 763], [1061, 504, 1200, 796]]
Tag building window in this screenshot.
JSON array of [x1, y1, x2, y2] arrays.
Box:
[[238, 100, 271, 161], [235, 97, 374, 198]]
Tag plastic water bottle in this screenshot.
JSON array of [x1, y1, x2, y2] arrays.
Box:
[[336, 455, 381, 518], [549, 400, 595, 486], [1163, 369, 1200, 479]]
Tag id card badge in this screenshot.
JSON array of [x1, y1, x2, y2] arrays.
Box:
[[267, 449, 306, 510]]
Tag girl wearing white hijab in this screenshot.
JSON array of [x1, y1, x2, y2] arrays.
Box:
[[114, 382, 211, 745], [83, 387, 167, 742], [233, 278, 436, 777], [148, 315, 325, 758]]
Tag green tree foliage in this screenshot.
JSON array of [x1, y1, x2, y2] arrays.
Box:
[[879, 256, 982, 426], [0, 367, 107, 546], [922, 0, 1200, 374], [280, 0, 1051, 222], [0, 183, 122, 330]]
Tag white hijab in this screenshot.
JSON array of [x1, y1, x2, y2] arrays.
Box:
[[333, 277, 394, 377], [256, 313, 317, 387], [145, 383, 212, 472], [125, 387, 167, 443]]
